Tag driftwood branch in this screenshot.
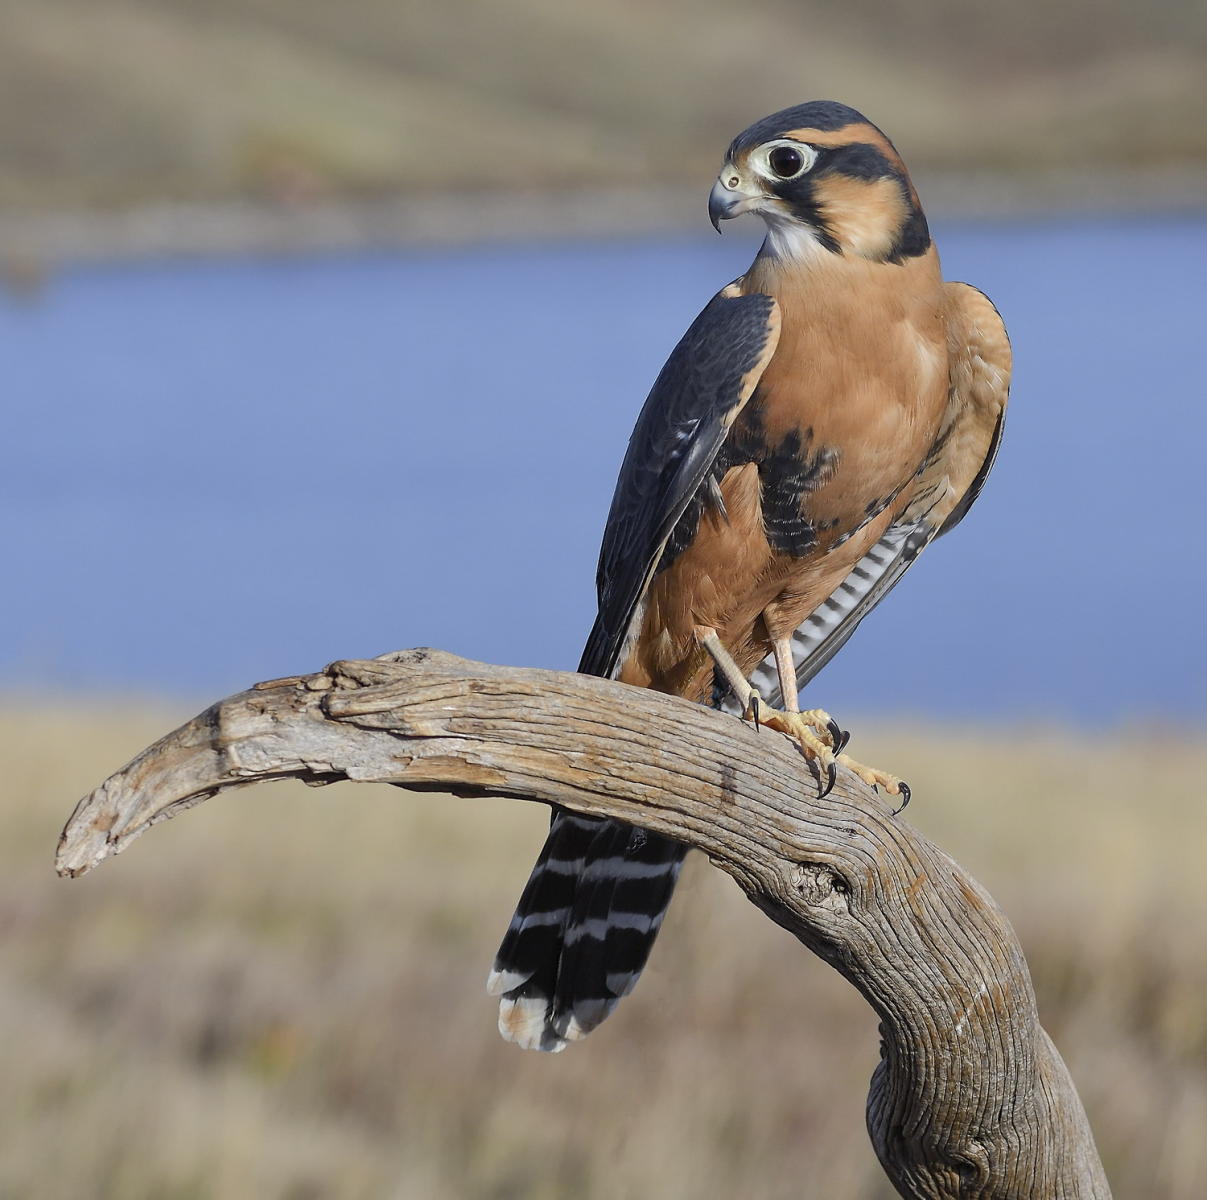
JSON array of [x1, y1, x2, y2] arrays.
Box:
[[57, 649, 1110, 1199]]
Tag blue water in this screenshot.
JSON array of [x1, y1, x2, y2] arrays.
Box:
[[3, 219, 1205, 723]]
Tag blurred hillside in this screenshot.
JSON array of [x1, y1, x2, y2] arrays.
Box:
[[2, 0, 1206, 213]]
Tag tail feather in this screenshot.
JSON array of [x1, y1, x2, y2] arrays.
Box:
[[488, 811, 599, 996], [552, 823, 686, 1043], [490, 812, 687, 1051]]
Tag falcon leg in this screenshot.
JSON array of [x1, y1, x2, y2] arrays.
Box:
[[771, 637, 846, 745], [772, 637, 801, 712], [767, 635, 844, 794], [695, 628, 840, 791], [695, 628, 760, 713], [697, 628, 911, 808], [772, 634, 911, 809]]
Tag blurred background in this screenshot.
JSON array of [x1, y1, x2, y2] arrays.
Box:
[[2, 2, 1205, 1197]]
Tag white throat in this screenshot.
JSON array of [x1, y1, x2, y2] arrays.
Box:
[[759, 211, 830, 265]]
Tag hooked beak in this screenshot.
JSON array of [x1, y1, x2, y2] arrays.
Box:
[[708, 169, 763, 233]]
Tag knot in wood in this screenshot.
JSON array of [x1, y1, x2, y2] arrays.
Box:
[[791, 862, 850, 910], [952, 1139, 992, 1191]]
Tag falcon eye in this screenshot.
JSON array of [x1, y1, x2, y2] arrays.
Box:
[[768, 146, 805, 179]]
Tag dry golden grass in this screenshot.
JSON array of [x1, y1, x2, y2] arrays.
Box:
[[3, 699, 1206, 1198]]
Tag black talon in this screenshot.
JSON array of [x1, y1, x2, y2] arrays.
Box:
[[825, 717, 843, 747], [836, 728, 851, 754], [892, 781, 912, 815], [748, 691, 762, 731], [820, 759, 837, 798]]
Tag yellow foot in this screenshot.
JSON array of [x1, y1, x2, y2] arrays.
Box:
[[744, 697, 910, 810], [835, 754, 911, 812], [744, 700, 843, 793]]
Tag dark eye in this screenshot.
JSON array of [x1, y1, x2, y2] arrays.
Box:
[[768, 145, 805, 179]]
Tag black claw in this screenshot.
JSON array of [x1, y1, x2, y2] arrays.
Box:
[[748, 691, 762, 731], [892, 782, 912, 815], [825, 717, 843, 746], [836, 728, 851, 753], [820, 759, 837, 798]]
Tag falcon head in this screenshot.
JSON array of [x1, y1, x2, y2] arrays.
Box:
[[708, 101, 930, 264]]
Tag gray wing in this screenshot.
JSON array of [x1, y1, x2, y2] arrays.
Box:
[[579, 285, 780, 679]]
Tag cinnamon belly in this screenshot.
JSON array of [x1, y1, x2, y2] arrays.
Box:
[[616, 304, 948, 703]]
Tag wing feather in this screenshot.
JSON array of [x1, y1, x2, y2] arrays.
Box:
[[579, 285, 780, 679]]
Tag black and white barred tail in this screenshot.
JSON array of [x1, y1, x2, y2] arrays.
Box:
[[488, 812, 687, 1052]]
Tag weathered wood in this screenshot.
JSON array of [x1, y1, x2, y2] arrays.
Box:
[[56, 649, 1110, 1199]]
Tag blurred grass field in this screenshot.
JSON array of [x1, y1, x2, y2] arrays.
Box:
[[2, 0, 1205, 209], [3, 700, 1205, 1198]]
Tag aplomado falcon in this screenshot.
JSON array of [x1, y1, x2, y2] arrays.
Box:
[[489, 101, 1011, 1051]]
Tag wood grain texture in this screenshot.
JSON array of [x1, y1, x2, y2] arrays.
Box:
[[56, 648, 1110, 1199]]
